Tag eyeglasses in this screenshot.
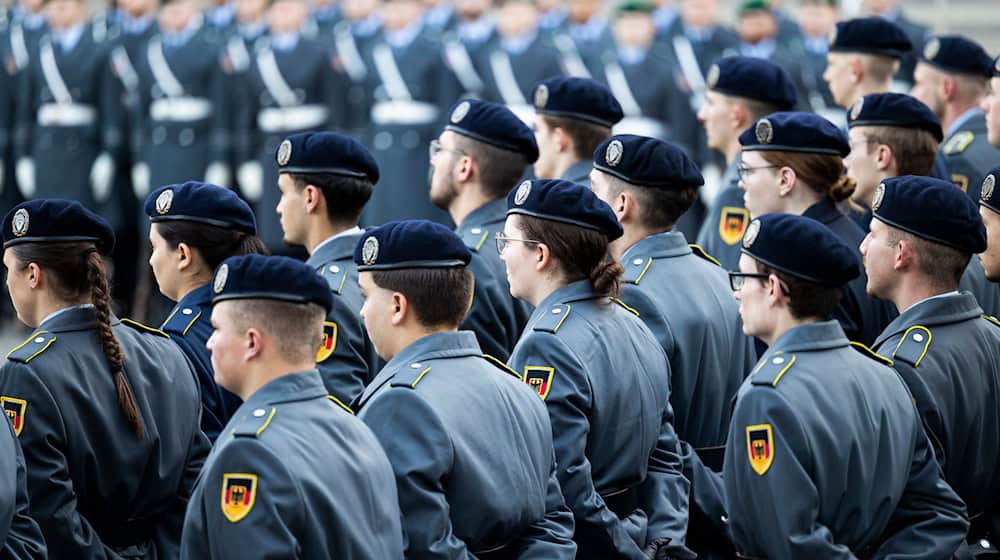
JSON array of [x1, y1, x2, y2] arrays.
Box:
[[495, 232, 540, 253], [736, 164, 779, 181], [429, 139, 465, 160], [728, 271, 770, 292]]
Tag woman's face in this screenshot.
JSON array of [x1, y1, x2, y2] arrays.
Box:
[[2, 248, 36, 327], [738, 150, 784, 219], [148, 224, 182, 302], [498, 215, 541, 302]]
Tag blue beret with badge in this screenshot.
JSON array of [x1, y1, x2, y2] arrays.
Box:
[[741, 213, 860, 286], [828, 17, 912, 58], [706, 56, 797, 111], [506, 178, 623, 240], [3, 199, 115, 254], [444, 99, 539, 162], [846, 93, 943, 142], [871, 175, 987, 253], [592, 134, 704, 189], [353, 220, 472, 271], [919, 35, 993, 78], [145, 181, 257, 234], [276, 131, 380, 183], [739, 112, 850, 157], [211, 254, 333, 314], [978, 166, 1000, 215], [532, 77, 624, 128]]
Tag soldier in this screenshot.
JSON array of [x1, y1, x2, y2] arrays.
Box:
[[725, 212, 968, 558], [863, 176, 1000, 557], [360, 0, 461, 227], [480, 0, 562, 124], [979, 166, 1000, 281], [310, 0, 341, 35], [552, 0, 613, 79], [503, 179, 692, 559], [738, 111, 896, 345], [180, 254, 405, 559], [330, 0, 382, 139], [0, 199, 210, 557], [144, 182, 269, 442], [695, 55, 797, 270], [423, 0, 455, 32], [233, 0, 346, 254], [734, 0, 801, 69], [204, 0, 236, 38], [275, 132, 379, 403], [430, 99, 536, 360], [983, 55, 1000, 148], [531, 76, 622, 187], [351, 220, 575, 558], [822, 17, 911, 113], [537, 0, 566, 33], [441, 0, 495, 100], [589, 134, 756, 558], [910, 35, 1000, 200], [0, 406, 45, 558], [794, 0, 841, 123], [863, 0, 930, 91]]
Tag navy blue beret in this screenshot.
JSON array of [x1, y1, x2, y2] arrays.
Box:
[[871, 176, 987, 253], [920, 35, 993, 78], [354, 220, 471, 271], [211, 254, 333, 314], [3, 199, 115, 254], [444, 99, 539, 162], [145, 181, 257, 234], [506, 178, 623, 240], [706, 56, 797, 111], [740, 112, 850, 157], [533, 77, 624, 128], [847, 93, 943, 142], [978, 166, 1000, 215], [276, 131, 380, 183], [994, 55, 1000, 77], [592, 135, 704, 190], [828, 17, 912, 58], [741, 213, 860, 286]]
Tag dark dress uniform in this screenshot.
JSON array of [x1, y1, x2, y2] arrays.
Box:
[[598, 45, 677, 141], [554, 16, 614, 80], [941, 110, 1000, 201], [182, 369, 405, 559], [330, 17, 381, 139], [884, 10, 929, 90], [357, 332, 576, 559], [725, 320, 968, 558], [0, 306, 210, 558], [479, 31, 563, 124]]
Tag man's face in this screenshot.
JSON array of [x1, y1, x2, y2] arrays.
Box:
[[206, 302, 249, 393], [276, 174, 308, 246], [824, 52, 857, 109], [428, 131, 463, 210], [381, 0, 422, 31], [797, 3, 836, 38], [859, 218, 897, 299], [268, 0, 309, 33], [734, 254, 769, 338], [533, 117, 559, 179], [979, 206, 1000, 282], [497, 0, 537, 37], [698, 90, 735, 153], [613, 12, 654, 49], [845, 127, 882, 205], [737, 11, 777, 44], [910, 63, 945, 117], [358, 271, 397, 361], [47, 0, 85, 29], [982, 77, 1000, 148]]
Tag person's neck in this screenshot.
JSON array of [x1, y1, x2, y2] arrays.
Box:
[[174, 273, 213, 303], [781, 187, 823, 216], [724, 136, 742, 164], [940, 101, 980, 136], [448, 186, 493, 227], [384, 325, 454, 362], [761, 312, 813, 347], [891, 279, 956, 314], [611, 224, 663, 260], [32, 295, 89, 328], [550, 154, 581, 179], [527, 274, 570, 307], [237, 360, 316, 401], [306, 220, 357, 254], [850, 80, 890, 108]]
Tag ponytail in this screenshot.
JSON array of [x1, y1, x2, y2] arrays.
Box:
[[589, 257, 624, 298]]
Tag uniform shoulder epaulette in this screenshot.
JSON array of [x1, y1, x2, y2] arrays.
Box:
[[326, 395, 354, 414], [317, 262, 349, 296], [611, 298, 639, 317], [532, 304, 571, 334], [943, 131, 974, 155], [160, 306, 202, 336], [120, 318, 170, 338], [849, 341, 893, 367], [389, 363, 433, 389], [981, 314, 1000, 329], [233, 406, 276, 438], [891, 325, 932, 367], [750, 353, 796, 387], [688, 244, 722, 267], [6, 332, 56, 364], [623, 255, 652, 284], [482, 354, 521, 380], [461, 228, 491, 253]]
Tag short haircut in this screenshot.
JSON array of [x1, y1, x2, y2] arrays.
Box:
[[289, 172, 373, 224], [371, 267, 474, 328], [603, 173, 698, 231], [230, 300, 327, 363], [735, 97, 788, 122], [541, 115, 612, 161], [859, 125, 939, 176], [754, 261, 844, 320], [453, 134, 532, 199], [860, 54, 901, 84], [954, 73, 990, 103], [886, 227, 969, 289]]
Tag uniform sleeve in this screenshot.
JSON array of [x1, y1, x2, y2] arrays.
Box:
[[723, 387, 854, 558], [182, 439, 303, 560], [508, 448, 577, 559], [637, 391, 691, 550], [872, 413, 968, 559], [889, 360, 949, 469], [360, 388, 473, 560], [152, 413, 210, 559], [316, 295, 370, 404], [1, 417, 46, 559], [508, 332, 644, 559], [0, 362, 119, 559]]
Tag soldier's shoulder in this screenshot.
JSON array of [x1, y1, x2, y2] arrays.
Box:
[[160, 306, 204, 336], [749, 353, 797, 388], [942, 131, 975, 156], [316, 260, 352, 296], [119, 318, 170, 338], [849, 341, 894, 367], [5, 331, 57, 364], [888, 325, 932, 367], [531, 303, 573, 334], [232, 406, 279, 439], [460, 226, 493, 253]]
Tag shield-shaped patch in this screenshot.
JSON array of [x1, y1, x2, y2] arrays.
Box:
[[316, 321, 338, 363], [1, 397, 26, 436], [719, 207, 750, 246], [523, 366, 555, 400], [221, 473, 258, 523], [745, 424, 774, 476]]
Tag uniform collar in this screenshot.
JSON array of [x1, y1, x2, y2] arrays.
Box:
[[560, 160, 592, 183], [37, 304, 115, 333], [946, 107, 983, 138], [617, 45, 648, 65], [621, 230, 690, 262], [351, 13, 381, 38], [873, 291, 982, 348], [385, 18, 423, 49], [122, 13, 155, 35], [766, 320, 849, 355], [457, 15, 494, 45], [52, 23, 85, 51], [533, 280, 603, 316], [243, 369, 329, 407], [501, 29, 538, 54], [568, 16, 606, 43], [177, 282, 215, 308], [383, 331, 482, 373], [802, 198, 843, 226], [306, 228, 363, 266], [457, 198, 507, 232]]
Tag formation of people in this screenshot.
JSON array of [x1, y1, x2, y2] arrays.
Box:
[[1, 0, 1000, 558]]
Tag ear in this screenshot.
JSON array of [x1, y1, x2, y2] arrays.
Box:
[[777, 166, 797, 196], [729, 102, 748, 131], [455, 154, 475, 184], [176, 242, 194, 272], [875, 144, 894, 172], [390, 291, 408, 326], [244, 327, 263, 361], [304, 185, 323, 215], [535, 242, 552, 272], [894, 237, 914, 271], [616, 190, 637, 223], [554, 126, 572, 154], [941, 75, 958, 102], [765, 273, 784, 307], [849, 57, 863, 83], [26, 263, 42, 290]]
